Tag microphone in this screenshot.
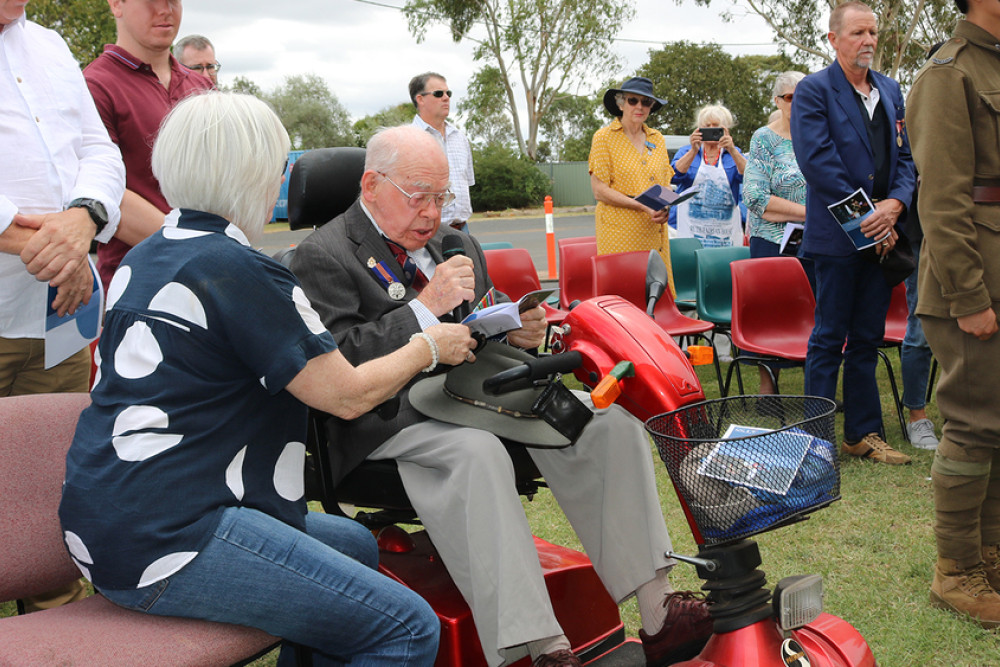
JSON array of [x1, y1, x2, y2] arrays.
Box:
[[442, 234, 471, 321]]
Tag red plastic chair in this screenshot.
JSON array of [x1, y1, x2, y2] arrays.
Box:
[[557, 240, 597, 310], [591, 251, 723, 393], [557, 235, 596, 246], [0, 393, 278, 666], [484, 247, 567, 327], [726, 257, 816, 396], [878, 282, 909, 439], [883, 281, 908, 344]]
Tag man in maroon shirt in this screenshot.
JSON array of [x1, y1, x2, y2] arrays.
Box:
[[85, 0, 211, 291]]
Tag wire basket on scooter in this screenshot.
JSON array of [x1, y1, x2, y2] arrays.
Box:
[[646, 395, 840, 546]]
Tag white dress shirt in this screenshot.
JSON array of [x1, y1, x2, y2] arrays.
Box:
[[412, 115, 475, 226], [0, 15, 125, 338]]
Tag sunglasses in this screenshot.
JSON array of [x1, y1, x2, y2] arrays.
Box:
[[625, 96, 654, 108], [778, 93, 794, 103], [420, 89, 453, 98]]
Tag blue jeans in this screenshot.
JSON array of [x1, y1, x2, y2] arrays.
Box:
[[900, 247, 932, 410], [805, 253, 891, 441], [99, 507, 439, 666]]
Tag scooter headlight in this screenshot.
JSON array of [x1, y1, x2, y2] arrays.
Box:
[[773, 574, 823, 630]]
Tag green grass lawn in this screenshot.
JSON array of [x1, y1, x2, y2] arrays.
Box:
[[7, 352, 999, 666]]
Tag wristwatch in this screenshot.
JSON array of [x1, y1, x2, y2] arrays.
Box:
[[68, 197, 109, 235]]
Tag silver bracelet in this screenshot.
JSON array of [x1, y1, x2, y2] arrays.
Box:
[[409, 332, 439, 373]]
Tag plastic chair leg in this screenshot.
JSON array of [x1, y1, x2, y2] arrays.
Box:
[[927, 357, 938, 404], [877, 348, 907, 441]]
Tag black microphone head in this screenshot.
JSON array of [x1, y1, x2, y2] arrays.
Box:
[[442, 234, 466, 260]]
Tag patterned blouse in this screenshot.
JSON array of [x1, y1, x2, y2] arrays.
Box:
[[588, 118, 675, 292], [743, 126, 807, 245], [59, 209, 338, 590]]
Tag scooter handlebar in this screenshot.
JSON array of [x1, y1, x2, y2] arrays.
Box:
[[482, 351, 583, 395]]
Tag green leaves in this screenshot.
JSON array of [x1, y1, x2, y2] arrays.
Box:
[[405, 0, 633, 160], [28, 0, 116, 67], [682, 0, 959, 84], [638, 43, 803, 149], [264, 74, 355, 151]]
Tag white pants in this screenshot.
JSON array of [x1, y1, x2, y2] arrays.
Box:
[[369, 397, 674, 666]]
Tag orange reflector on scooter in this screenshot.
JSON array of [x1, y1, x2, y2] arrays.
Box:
[[687, 345, 714, 366], [590, 361, 635, 409], [591, 375, 622, 409]]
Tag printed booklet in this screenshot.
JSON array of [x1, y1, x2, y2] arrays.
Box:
[[634, 184, 699, 211], [462, 288, 558, 338], [779, 223, 804, 256], [827, 188, 878, 250], [696, 424, 813, 495]]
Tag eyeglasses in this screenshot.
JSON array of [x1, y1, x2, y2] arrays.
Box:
[[778, 93, 794, 103], [379, 172, 455, 209], [282, 158, 289, 176], [186, 62, 222, 73], [626, 96, 654, 108], [419, 89, 452, 98]]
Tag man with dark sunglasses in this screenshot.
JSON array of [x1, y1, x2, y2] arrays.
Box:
[[409, 71, 475, 233]]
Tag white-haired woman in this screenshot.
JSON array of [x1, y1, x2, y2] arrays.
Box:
[[744, 71, 809, 261], [742, 71, 814, 393], [670, 104, 747, 247], [59, 92, 475, 665]]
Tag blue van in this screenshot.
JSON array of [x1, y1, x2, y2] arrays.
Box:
[[271, 149, 307, 221]]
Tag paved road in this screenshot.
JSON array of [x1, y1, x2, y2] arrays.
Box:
[[259, 213, 597, 279]]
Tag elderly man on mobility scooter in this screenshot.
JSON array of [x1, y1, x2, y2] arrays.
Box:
[[289, 125, 712, 667]]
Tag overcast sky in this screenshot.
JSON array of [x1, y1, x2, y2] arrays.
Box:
[[180, 0, 782, 122]]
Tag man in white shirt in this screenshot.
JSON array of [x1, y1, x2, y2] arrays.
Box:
[[0, 0, 124, 401], [409, 72, 475, 233]]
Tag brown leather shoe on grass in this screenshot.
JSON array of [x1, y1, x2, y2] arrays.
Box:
[[930, 559, 1000, 629], [639, 591, 713, 666], [841, 433, 911, 465]]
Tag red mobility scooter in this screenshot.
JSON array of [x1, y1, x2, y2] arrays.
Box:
[[283, 147, 876, 667]]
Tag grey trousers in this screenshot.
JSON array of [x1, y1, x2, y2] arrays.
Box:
[[370, 398, 674, 666]]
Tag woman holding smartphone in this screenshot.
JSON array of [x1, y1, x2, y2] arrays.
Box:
[[670, 105, 748, 247], [588, 77, 676, 294]]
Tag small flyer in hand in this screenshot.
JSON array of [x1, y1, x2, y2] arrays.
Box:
[[45, 257, 103, 369], [827, 188, 878, 250], [462, 288, 558, 338], [779, 223, 804, 256], [634, 184, 699, 211], [696, 424, 813, 495]]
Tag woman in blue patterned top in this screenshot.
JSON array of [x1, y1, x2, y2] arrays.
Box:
[[59, 92, 476, 666], [743, 71, 812, 393]]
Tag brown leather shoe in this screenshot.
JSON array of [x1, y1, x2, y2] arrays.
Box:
[[638, 591, 713, 666], [842, 433, 911, 465], [532, 649, 582, 667]]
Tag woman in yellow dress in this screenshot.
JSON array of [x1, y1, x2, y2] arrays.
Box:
[[588, 77, 675, 294]]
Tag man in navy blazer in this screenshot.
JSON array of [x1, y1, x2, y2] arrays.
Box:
[[791, 0, 916, 465]]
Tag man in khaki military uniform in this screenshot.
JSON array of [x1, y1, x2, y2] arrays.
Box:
[[907, 0, 1000, 628]]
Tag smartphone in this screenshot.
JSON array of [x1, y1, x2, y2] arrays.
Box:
[[699, 127, 724, 142]]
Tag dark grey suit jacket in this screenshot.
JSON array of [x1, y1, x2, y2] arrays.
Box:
[[290, 200, 497, 484]]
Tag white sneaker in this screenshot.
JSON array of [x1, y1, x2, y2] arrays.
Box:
[[907, 418, 939, 450]]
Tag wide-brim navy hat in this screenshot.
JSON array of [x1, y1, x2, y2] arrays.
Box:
[[603, 77, 667, 117]]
